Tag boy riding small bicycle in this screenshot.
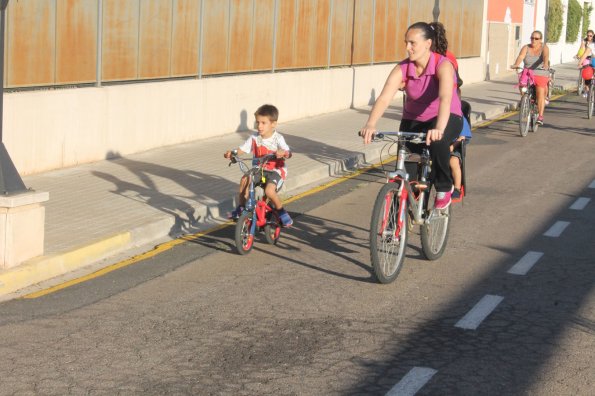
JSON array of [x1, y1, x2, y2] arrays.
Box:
[[224, 104, 293, 227]]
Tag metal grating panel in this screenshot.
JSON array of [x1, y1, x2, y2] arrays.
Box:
[[56, 0, 97, 84], [102, 0, 140, 81]]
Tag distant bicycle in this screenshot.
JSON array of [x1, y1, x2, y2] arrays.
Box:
[[228, 152, 284, 255], [359, 131, 455, 284], [580, 65, 595, 119], [514, 67, 540, 137]]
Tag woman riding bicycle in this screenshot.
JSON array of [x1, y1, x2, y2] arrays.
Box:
[[577, 31, 595, 97], [511, 30, 550, 125], [577, 30, 595, 62], [360, 21, 462, 210]]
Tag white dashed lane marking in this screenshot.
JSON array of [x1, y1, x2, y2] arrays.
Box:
[[455, 295, 504, 330], [507, 251, 544, 275], [569, 197, 590, 210], [386, 367, 437, 396], [543, 221, 570, 237]]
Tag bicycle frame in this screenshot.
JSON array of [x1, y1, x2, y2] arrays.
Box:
[[373, 131, 432, 225]]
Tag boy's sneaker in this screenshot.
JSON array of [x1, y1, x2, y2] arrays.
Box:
[[229, 205, 244, 220], [451, 188, 463, 203], [536, 116, 544, 126], [434, 187, 453, 210], [278, 209, 293, 227]]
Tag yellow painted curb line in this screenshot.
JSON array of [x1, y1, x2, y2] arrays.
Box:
[[0, 232, 131, 297]]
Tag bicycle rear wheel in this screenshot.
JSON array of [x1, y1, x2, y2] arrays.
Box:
[[588, 87, 594, 119], [235, 212, 255, 255], [578, 75, 584, 96], [369, 182, 409, 284], [518, 94, 531, 137], [420, 185, 451, 260]]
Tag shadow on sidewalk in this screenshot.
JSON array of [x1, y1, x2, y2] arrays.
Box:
[[93, 155, 238, 237]]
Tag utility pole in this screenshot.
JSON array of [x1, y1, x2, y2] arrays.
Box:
[[0, 0, 27, 195]]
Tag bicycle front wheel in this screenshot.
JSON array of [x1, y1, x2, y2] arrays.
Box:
[[518, 94, 531, 137], [588, 87, 594, 119], [530, 103, 539, 133], [235, 212, 255, 255], [369, 182, 409, 284], [578, 76, 584, 96], [420, 185, 451, 260]]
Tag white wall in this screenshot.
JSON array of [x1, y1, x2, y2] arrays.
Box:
[[0, 64, 398, 175]]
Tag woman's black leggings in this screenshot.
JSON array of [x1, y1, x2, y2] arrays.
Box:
[[400, 114, 463, 193]]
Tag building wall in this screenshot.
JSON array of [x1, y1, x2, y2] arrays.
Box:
[[4, 56, 485, 176]]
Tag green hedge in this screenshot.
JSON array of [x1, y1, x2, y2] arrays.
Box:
[[566, 0, 582, 42], [547, 0, 563, 42]]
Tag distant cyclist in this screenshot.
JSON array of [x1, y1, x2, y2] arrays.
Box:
[[577, 31, 595, 97], [511, 30, 550, 126]]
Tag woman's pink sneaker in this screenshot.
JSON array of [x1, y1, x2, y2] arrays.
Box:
[[434, 187, 453, 210]]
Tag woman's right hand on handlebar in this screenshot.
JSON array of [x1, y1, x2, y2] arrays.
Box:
[[360, 125, 377, 144]]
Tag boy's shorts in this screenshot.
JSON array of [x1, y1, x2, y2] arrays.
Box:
[[257, 170, 284, 191], [450, 140, 469, 161]]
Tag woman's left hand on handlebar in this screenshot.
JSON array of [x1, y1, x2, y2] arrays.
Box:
[[426, 128, 444, 145]]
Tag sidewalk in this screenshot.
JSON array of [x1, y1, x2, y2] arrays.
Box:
[[0, 62, 580, 298]]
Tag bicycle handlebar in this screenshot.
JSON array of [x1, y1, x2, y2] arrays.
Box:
[[358, 130, 427, 141]]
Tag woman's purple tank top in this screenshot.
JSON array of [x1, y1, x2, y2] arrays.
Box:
[[400, 52, 462, 122]]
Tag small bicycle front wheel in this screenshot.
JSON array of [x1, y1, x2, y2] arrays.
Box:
[[264, 211, 281, 245], [518, 94, 531, 137], [588, 87, 595, 119], [369, 182, 409, 284], [235, 212, 255, 255], [420, 185, 451, 260], [578, 76, 584, 96]]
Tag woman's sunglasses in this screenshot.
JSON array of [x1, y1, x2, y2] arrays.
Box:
[[530, 36, 541, 40]]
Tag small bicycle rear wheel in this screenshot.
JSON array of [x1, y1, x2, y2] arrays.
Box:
[[420, 185, 451, 260], [588, 87, 595, 119], [578, 75, 584, 96], [264, 211, 281, 245], [369, 182, 409, 284], [519, 94, 531, 137], [235, 212, 254, 255]]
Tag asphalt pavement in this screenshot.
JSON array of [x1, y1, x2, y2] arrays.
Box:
[[0, 62, 581, 299]]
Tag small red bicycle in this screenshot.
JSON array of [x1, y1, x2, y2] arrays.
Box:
[[228, 152, 283, 255]]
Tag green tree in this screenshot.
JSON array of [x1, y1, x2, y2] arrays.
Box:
[[582, 2, 593, 38], [547, 0, 564, 42], [566, 0, 582, 42]]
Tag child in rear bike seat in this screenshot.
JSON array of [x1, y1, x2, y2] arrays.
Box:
[[450, 114, 472, 202], [223, 104, 293, 227]]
